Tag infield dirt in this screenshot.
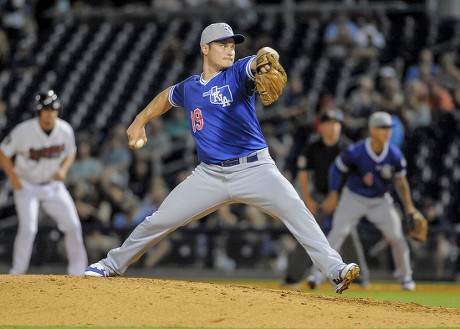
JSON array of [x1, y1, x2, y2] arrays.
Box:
[[0, 274, 459, 328]]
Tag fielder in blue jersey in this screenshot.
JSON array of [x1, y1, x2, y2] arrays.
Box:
[[84, 22, 360, 293], [312, 111, 421, 290]]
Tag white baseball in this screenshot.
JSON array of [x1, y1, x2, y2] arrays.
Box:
[[134, 139, 145, 149]]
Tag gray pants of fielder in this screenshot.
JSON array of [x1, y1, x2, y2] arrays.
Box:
[[312, 188, 412, 282]]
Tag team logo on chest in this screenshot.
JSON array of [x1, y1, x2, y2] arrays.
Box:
[[203, 86, 233, 107], [29, 144, 65, 161], [377, 164, 394, 179]]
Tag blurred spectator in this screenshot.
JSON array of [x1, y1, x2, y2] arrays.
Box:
[[0, 100, 7, 131], [128, 149, 152, 198], [182, 0, 207, 7], [253, 33, 276, 55], [236, 34, 254, 59], [164, 108, 189, 141], [405, 48, 439, 82], [69, 181, 119, 263], [280, 77, 311, 180], [73, 0, 113, 8], [70, 181, 104, 229], [377, 66, 405, 116], [100, 124, 132, 170], [139, 176, 174, 268], [343, 75, 380, 140], [261, 122, 292, 173], [243, 207, 278, 268], [351, 14, 385, 61], [210, 205, 239, 272], [427, 78, 455, 113], [283, 76, 307, 108], [436, 51, 460, 106], [99, 124, 133, 189], [163, 36, 185, 62], [68, 140, 103, 187], [143, 118, 172, 175], [417, 63, 435, 86], [112, 195, 144, 232], [0, 28, 11, 70], [282, 76, 309, 124], [151, 0, 183, 11], [142, 176, 169, 210], [401, 79, 431, 131], [323, 12, 358, 61], [162, 109, 195, 189], [1, 0, 37, 56]]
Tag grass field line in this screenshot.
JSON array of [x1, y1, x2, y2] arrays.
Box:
[[196, 279, 460, 308]]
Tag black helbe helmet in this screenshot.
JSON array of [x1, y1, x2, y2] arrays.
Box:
[[35, 90, 61, 112]]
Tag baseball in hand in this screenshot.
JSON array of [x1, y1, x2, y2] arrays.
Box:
[[134, 139, 145, 149]]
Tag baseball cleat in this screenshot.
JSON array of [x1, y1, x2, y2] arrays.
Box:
[[401, 280, 416, 291], [306, 275, 319, 290], [333, 263, 360, 294], [84, 262, 108, 277]]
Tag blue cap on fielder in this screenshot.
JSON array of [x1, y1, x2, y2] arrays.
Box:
[[369, 111, 394, 128], [200, 23, 245, 46]]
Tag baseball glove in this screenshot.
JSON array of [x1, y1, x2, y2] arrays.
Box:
[[255, 52, 287, 106], [404, 210, 428, 242]]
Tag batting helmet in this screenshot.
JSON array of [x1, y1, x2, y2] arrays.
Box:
[[35, 90, 61, 112]]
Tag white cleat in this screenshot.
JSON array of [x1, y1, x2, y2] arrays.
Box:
[[401, 280, 416, 291], [333, 263, 360, 294], [306, 275, 320, 290], [84, 262, 108, 277]]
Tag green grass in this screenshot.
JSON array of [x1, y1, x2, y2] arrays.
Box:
[[201, 279, 460, 308], [322, 289, 460, 308]]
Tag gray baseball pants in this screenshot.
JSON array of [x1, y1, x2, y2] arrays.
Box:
[[311, 187, 412, 281], [100, 150, 347, 278]]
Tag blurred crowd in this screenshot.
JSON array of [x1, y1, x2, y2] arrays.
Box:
[[0, 1, 459, 278]]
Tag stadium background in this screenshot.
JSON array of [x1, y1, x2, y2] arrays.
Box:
[[0, 0, 459, 283]]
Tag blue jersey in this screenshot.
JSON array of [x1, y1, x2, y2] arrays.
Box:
[[330, 138, 407, 198], [169, 56, 268, 164]]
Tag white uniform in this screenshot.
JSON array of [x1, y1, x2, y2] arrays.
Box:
[[0, 117, 88, 275]]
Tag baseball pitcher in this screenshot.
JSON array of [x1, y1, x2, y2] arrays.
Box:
[[84, 22, 360, 293]]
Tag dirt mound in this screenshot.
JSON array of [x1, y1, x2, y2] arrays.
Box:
[[0, 275, 459, 328]]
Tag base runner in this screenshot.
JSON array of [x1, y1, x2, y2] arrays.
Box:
[[0, 90, 88, 275]]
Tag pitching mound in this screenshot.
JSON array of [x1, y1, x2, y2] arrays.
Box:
[[0, 275, 459, 328]]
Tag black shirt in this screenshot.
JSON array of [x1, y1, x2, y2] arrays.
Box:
[[297, 134, 351, 195]]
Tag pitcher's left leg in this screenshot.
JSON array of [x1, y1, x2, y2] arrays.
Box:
[[230, 162, 346, 279]]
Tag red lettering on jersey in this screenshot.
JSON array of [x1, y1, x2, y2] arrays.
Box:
[[29, 144, 65, 161], [363, 172, 373, 186], [191, 108, 204, 133]]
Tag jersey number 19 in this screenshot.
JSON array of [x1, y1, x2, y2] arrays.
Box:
[[191, 109, 204, 133]]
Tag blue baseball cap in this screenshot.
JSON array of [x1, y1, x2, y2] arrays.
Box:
[[200, 23, 245, 46]]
